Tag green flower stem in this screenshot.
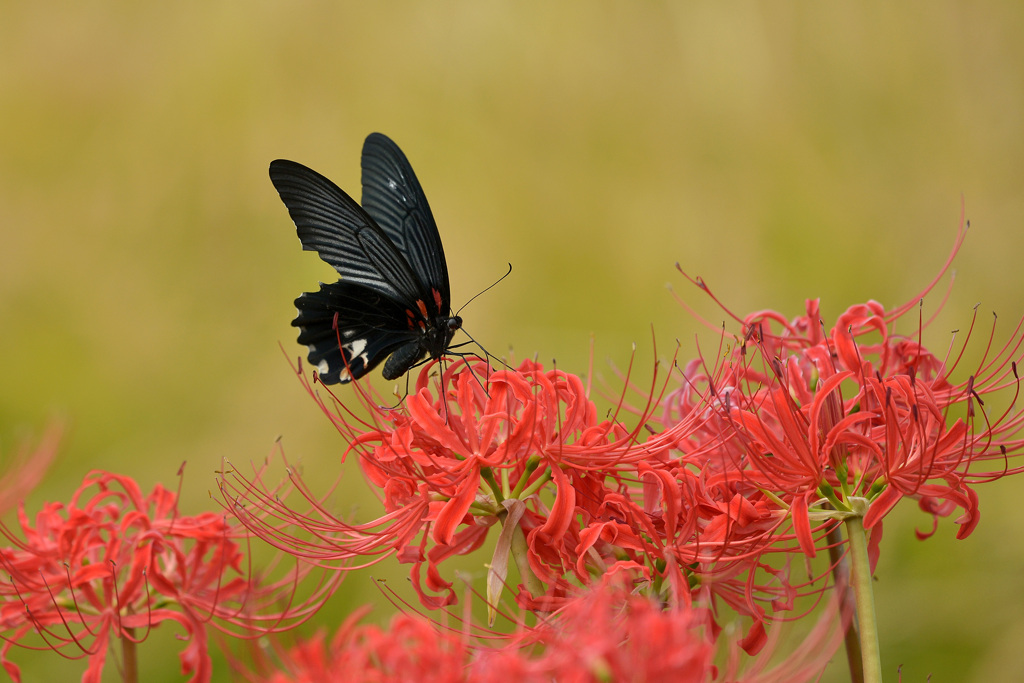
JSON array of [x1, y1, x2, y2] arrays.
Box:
[[122, 627, 138, 683], [845, 512, 882, 683], [509, 457, 542, 500], [825, 522, 864, 683], [517, 469, 552, 501], [480, 467, 503, 502], [500, 465, 511, 499], [818, 481, 848, 511]]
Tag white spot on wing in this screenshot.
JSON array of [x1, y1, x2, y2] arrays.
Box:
[[345, 338, 368, 358], [338, 338, 370, 377]]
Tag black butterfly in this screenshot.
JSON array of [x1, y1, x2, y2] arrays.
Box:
[[269, 133, 462, 384]]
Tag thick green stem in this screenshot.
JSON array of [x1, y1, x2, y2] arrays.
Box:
[[845, 514, 883, 683], [825, 522, 864, 683], [122, 627, 138, 683]]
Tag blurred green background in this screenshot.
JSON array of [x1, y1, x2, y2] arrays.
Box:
[[2, 2, 1023, 680]]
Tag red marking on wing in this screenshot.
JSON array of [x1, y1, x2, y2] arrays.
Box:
[[432, 288, 443, 311], [406, 308, 426, 331], [416, 299, 429, 319]]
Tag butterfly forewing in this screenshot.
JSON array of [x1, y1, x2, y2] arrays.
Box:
[[269, 159, 423, 303], [360, 133, 451, 312]]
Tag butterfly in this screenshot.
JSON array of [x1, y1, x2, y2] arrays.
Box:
[[269, 133, 462, 384]]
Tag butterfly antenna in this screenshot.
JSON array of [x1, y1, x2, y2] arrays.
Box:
[[454, 263, 512, 317]]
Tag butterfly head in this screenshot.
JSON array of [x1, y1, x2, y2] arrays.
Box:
[[425, 313, 463, 359]]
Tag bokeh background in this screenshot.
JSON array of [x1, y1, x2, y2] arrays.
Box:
[[2, 2, 1023, 680]]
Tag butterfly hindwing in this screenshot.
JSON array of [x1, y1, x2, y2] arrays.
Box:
[[293, 281, 423, 384]]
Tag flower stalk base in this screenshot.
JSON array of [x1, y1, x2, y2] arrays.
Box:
[[845, 504, 882, 683]]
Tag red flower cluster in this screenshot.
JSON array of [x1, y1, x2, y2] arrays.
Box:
[[223, 224, 1024, 676], [222, 358, 674, 610], [243, 574, 842, 683], [224, 352, 807, 648], [663, 224, 1024, 556], [0, 470, 337, 683]]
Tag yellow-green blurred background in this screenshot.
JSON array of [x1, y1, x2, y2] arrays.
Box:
[[2, 2, 1023, 680]]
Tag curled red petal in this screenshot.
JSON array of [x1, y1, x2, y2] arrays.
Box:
[[431, 463, 481, 546], [863, 486, 903, 529], [790, 493, 816, 558]]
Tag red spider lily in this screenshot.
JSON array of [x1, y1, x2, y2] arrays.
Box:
[[243, 573, 841, 683], [0, 470, 338, 683], [221, 355, 800, 656], [220, 356, 687, 611], [516, 573, 845, 683], [665, 221, 1024, 560], [507, 573, 717, 682], [251, 612, 472, 683]]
